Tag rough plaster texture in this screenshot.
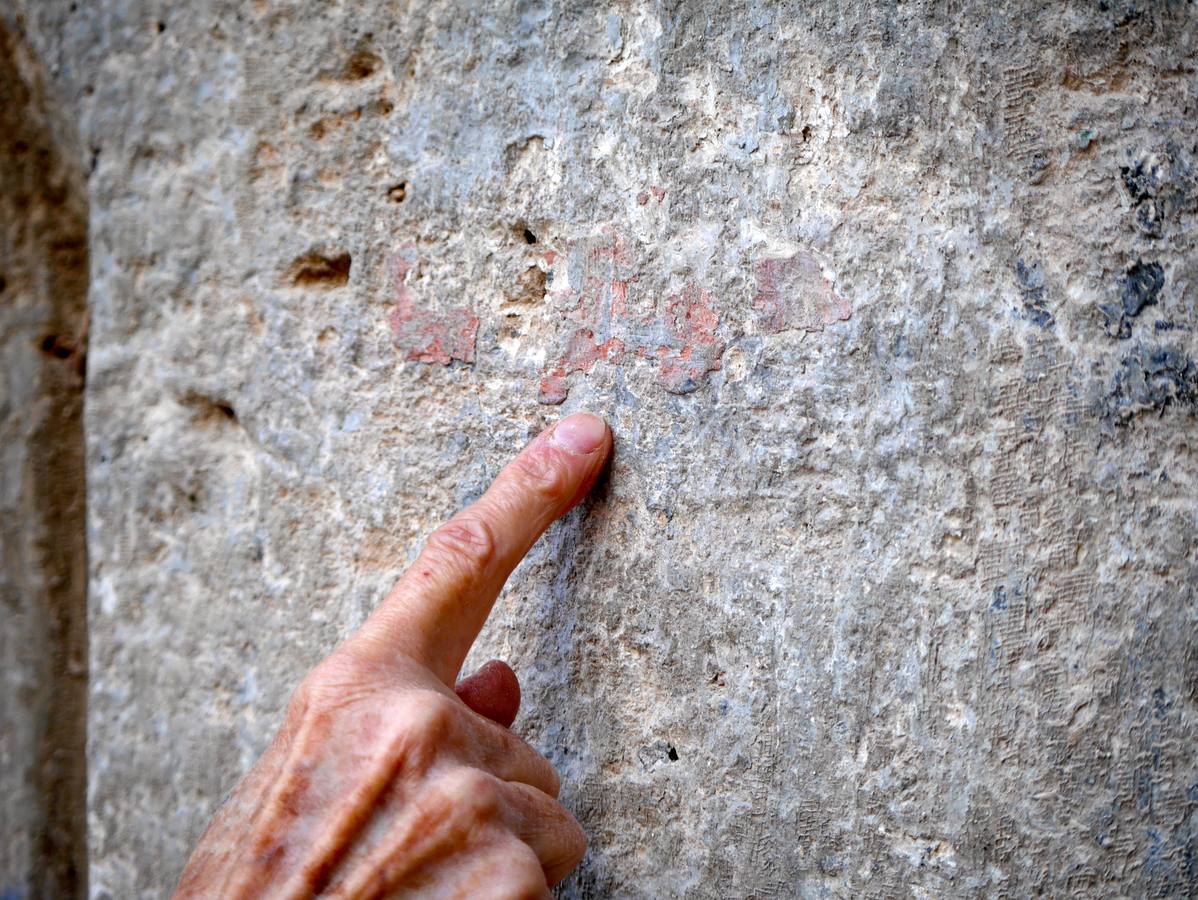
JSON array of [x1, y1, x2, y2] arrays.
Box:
[[4, 0, 1198, 896]]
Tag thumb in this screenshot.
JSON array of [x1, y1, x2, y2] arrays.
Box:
[[455, 659, 522, 728]]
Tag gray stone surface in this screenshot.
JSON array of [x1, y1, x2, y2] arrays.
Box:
[[7, 0, 1198, 896]]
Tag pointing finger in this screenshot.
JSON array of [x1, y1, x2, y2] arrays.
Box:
[[353, 412, 611, 682]]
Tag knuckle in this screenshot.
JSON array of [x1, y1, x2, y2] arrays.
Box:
[[383, 695, 462, 776], [392, 691, 461, 776], [424, 515, 496, 576], [512, 446, 573, 502], [286, 654, 401, 744], [442, 767, 503, 822], [287, 657, 354, 720], [401, 690, 459, 741]]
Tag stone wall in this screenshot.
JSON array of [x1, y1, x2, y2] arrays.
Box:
[[0, 17, 89, 900], [4, 1, 1197, 896]]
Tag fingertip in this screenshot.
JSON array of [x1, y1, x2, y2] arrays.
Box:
[[356, 413, 613, 685], [548, 412, 609, 457], [510, 411, 611, 517]]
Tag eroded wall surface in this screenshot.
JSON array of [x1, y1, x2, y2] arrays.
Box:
[[10, 0, 1198, 896], [0, 18, 89, 900]]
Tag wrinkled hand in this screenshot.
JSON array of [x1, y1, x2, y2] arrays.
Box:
[[175, 413, 612, 899]]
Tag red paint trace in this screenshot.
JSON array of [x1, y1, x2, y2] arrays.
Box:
[[537, 228, 724, 403], [636, 186, 665, 207], [641, 284, 724, 395], [385, 232, 851, 401], [389, 247, 478, 365], [752, 252, 850, 334]]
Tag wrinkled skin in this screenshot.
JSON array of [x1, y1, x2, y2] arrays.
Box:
[[175, 413, 613, 899]]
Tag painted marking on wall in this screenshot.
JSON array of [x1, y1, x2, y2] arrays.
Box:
[[536, 228, 727, 403], [388, 233, 849, 397], [389, 247, 478, 365], [752, 251, 851, 333]]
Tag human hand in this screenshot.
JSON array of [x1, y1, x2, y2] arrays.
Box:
[[174, 412, 613, 899]]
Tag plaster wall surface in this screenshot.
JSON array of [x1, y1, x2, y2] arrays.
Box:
[[6, 1, 1198, 896]]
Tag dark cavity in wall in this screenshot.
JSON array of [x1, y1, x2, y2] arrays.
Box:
[[288, 250, 351, 288], [0, 19, 90, 899], [344, 49, 382, 81]]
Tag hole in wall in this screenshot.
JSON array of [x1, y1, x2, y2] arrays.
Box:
[[181, 392, 240, 429], [344, 50, 381, 81], [387, 182, 406, 203], [39, 333, 77, 361], [506, 265, 546, 305], [288, 251, 351, 288]]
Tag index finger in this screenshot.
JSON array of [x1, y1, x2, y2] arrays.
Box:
[[352, 412, 612, 683]]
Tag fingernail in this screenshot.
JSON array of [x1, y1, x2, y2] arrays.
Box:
[[550, 412, 607, 455]]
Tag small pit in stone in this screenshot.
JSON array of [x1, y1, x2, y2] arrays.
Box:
[[288, 251, 351, 288], [39, 333, 76, 361], [387, 182, 407, 203], [507, 265, 546, 305], [182, 393, 239, 428], [667, 745, 679, 762], [522, 227, 538, 244], [344, 50, 381, 81]]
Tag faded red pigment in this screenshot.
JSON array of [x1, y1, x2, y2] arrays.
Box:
[[636, 186, 666, 206], [642, 284, 723, 395], [387, 229, 850, 401], [389, 248, 478, 365], [752, 252, 850, 334], [536, 228, 725, 403], [538, 330, 626, 405]]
